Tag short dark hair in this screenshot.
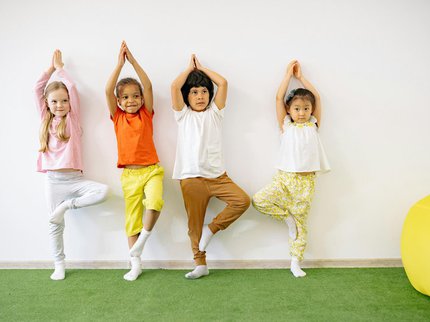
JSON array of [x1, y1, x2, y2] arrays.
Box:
[[181, 70, 214, 106], [115, 78, 143, 98], [285, 88, 315, 111]]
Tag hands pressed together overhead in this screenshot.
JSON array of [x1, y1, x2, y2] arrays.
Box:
[[286, 59, 302, 80], [118, 41, 138, 67]]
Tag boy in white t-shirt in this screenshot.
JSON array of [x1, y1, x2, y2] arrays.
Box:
[[171, 54, 250, 279]]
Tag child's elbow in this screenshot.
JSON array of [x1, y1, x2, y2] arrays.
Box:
[[219, 79, 228, 88], [171, 83, 181, 92]]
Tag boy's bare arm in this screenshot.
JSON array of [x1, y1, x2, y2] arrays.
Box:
[[171, 55, 195, 111], [194, 56, 228, 110]]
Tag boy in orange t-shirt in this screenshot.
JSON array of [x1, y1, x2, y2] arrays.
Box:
[[106, 41, 164, 281]]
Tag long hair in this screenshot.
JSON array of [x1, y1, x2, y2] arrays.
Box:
[[39, 82, 70, 153]]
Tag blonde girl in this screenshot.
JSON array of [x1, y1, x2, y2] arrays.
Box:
[[35, 50, 108, 280]]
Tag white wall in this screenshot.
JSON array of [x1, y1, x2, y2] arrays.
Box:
[[1, 0, 429, 263]]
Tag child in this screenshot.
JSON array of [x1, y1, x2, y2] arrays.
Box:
[[35, 50, 108, 280], [252, 60, 330, 277], [106, 41, 164, 281], [171, 54, 250, 279]]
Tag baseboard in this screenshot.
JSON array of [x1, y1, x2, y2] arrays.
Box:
[[0, 258, 403, 269]]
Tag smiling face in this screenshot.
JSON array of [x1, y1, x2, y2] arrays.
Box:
[[117, 84, 143, 114], [46, 88, 70, 117], [287, 98, 313, 123], [188, 86, 210, 111]]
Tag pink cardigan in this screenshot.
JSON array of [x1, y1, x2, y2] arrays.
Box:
[[35, 69, 83, 172]]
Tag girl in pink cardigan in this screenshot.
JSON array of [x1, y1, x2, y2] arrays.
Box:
[[35, 50, 108, 280]]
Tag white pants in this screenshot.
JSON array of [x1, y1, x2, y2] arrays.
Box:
[[45, 171, 108, 262]]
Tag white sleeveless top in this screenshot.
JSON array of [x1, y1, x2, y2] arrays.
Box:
[[277, 115, 330, 174], [173, 103, 225, 179]]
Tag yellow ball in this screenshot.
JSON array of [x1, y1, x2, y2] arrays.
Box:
[[401, 195, 430, 296]]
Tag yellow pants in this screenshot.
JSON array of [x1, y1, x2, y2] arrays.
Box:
[[120, 165, 164, 237], [252, 171, 315, 260]]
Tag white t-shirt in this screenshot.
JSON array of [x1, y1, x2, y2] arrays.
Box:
[[277, 115, 330, 174], [172, 103, 226, 179]]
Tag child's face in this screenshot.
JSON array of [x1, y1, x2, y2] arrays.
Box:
[[47, 88, 70, 117], [117, 84, 143, 114], [188, 86, 209, 111], [288, 98, 313, 123]]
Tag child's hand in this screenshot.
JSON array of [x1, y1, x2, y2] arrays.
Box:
[[189, 54, 197, 70], [118, 41, 127, 67], [124, 43, 137, 65], [293, 61, 302, 79], [53, 49, 64, 69], [193, 55, 203, 70], [286, 60, 297, 77]]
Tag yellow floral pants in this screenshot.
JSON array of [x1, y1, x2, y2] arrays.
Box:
[[252, 171, 315, 260]]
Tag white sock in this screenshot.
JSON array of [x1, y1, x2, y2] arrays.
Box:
[[50, 260, 65, 281], [129, 229, 151, 257], [285, 216, 297, 240], [185, 265, 209, 279], [123, 257, 142, 281], [199, 225, 214, 251], [290, 257, 306, 278], [50, 200, 72, 225]]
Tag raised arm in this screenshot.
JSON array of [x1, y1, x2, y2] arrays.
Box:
[[52, 50, 80, 117], [294, 62, 322, 126], [276, 60, 297, 131], [171, 55, 195, 111], [105, 42, 126, 117], [194, 56, 228, 110], [124, 44, 153, 113], [35, 51, 57, 115]]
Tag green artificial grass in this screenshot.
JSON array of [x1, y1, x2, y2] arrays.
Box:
[[0, 268, 429, 321]]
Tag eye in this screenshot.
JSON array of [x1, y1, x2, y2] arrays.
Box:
[[203, 89, 208, 93]]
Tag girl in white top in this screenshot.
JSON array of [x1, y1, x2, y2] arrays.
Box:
[[252, 60, 330, 277], [171, 55, 250, 279]]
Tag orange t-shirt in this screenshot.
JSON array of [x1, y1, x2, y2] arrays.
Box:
[[112, 105, 159, 168]]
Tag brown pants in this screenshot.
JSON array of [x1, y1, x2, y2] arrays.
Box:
[[180, 173, 250, 265]]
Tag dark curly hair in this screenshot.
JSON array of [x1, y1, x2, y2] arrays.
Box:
[[181, 70, 214, 107], [115, 77, 143, 98]]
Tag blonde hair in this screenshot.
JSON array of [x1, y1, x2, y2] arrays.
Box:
[[39, 82, 70, 153]]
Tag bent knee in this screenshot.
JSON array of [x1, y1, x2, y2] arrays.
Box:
[[251, 192, 266, 209], [145, 198, 164, 212], [233, 193, 251, 211], [98, 184, 109, 202]]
